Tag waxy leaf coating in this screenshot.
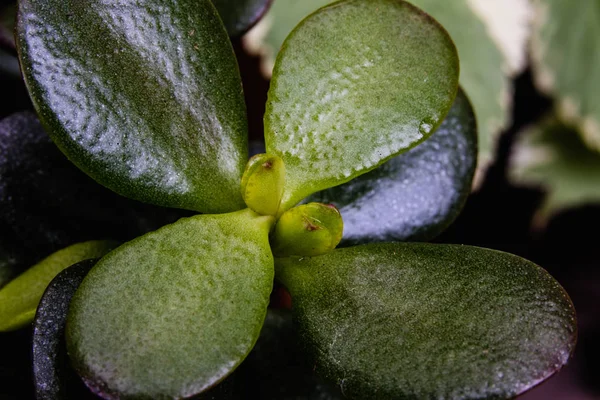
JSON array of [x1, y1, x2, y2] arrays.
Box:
[[67, 209, 275, 399], [33, 260, 97, 400], [17, 0, 248, 213], [265, 0, 459, 210], [277, 243, 577, 400], [308, 89, 477, 245]]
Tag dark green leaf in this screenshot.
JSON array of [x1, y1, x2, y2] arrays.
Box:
[[276, 243, 577, 399], [212, 0, 272, 37], [308, 89, 477, 245], [0, 241, 116, 332], [67, 209, 275, 399], [264, 0, 459, 210], [17, 0, 248, 212], [0, 112, 189, 282], [32, 259, 97, 400]]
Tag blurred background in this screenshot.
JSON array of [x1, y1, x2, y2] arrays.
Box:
[[1, 0, 598, 398]]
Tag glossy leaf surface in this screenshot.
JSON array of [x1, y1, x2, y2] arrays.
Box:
[[0, 112, 190, 285], [254, 0, 514, 172], [67, 209, 274, 399], [33, 260, 97, 400], [510, 117, 600, 219], [532, 0, 600, 152], [277, 243, 577, 399], [212, 0, 272, 37], [265, 0, 459, 210], [17, 0, 248, 212], [308, 89, 477, 245], [0, 241, 115, 332]]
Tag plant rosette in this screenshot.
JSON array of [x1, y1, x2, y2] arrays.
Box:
[[0, 0, 576, 399]]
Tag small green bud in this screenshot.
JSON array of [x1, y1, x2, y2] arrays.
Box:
[[241, 153, 286, 216], [271, 203, 343, 257]]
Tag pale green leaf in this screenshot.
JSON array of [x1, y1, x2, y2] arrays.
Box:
[[0, 240, 116, 332], [252, 0, 513, 174], [510, 116, 600, 219], [265, 0, 459, 210], [531, 0, 600, 152]]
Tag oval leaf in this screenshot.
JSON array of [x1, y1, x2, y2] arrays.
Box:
[[213, 0, 272, 37], [0, 240, 115, 332], [17, 0, 248, 213], [276, 243, 577, 399], [307, 89, 477, 245], [33, 260, 97, 400], [67, 209, 275, 399], [264, 0, 459, 210]]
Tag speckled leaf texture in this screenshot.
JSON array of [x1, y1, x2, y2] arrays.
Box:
[[264, 0, 459, 210], [16, 0, 248, 213], [33, 260, 96, 400], [510, 117, 600, 219], [66, 209, 275, 399], [308, 89, 476, 245], [253, 0, 514, 176], [212, 0, 272, 37], [276, 243, 577, 400], [0, 241, 115, 332], [531, 0, 600, 152]]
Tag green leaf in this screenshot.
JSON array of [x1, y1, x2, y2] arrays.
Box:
[[17, 0, 248, 213], [307, 88, 477, 245], [212, 0, 272, 37], [253, 0, 514, 173], [276, 243, 577, 399], [0, 240, 115, 332], [67, 209, 275, 399], [531, 0, 600, 152], [33, 259, 96, 400], [510, 116, 600, 219], [264, 0, 459, 210]]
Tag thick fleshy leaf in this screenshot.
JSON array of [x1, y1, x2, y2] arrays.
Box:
[[531, 0, 600, 152], [510, 117, 600, 219], [212, 0, 272, 37], [307, 89, 477, 245], [0, 112, 189, 283], [67, 209, 275, 399], [251, 0, 518, 175], [0, 241, 115, 332], [17, 0, 248, 212], [33, 260, 97, 400], [276, 243, 577, 399], [264, 0, 459, 210]]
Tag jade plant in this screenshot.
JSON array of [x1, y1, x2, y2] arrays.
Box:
[[0, 0, 578, 398]]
